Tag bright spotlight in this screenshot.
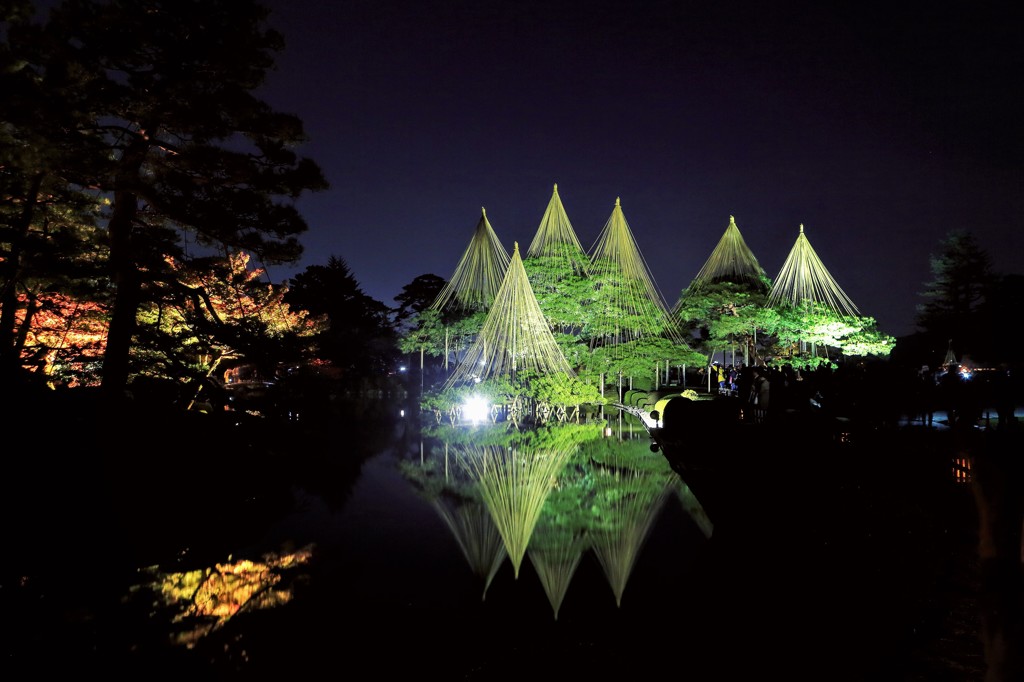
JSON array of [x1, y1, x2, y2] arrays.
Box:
[[462, 394, 490, 424]]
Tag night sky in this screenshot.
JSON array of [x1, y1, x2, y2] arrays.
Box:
[[256, 0, 1023, 338]]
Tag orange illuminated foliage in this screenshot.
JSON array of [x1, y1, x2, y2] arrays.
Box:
[[138, 545, 314, 648], [18, 291, 107, 385], [168, 251, 320, 340]]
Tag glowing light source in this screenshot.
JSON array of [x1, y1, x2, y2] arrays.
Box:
[[462, 394, 490, 424]]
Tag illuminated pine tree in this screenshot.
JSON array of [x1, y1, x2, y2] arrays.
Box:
[[766, 225, 894, 365], [675, 216, 772, 365], [583, 199, 686, 381], [431, 208, 510, 315], [523, 184, 591, 334], [427, 208, 511, 371], [678, 215, 769, 303], [587, 439, 676, 607], [525, 184, 589, 272], [444, 242, 574, 388], [767, 224, 860, 317]]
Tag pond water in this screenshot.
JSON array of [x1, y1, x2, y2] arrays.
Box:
[[3, 396, 986, 679]]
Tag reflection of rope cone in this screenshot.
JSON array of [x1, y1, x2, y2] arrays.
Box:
[[460, 444, 574, 579], [432, 499, 507, 601], [528, 539, 584, 621], [674, 476, 714, 539], [591, 471, 674, 608]]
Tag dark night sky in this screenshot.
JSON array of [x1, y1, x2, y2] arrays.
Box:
[[255, 0, 1023, 338]]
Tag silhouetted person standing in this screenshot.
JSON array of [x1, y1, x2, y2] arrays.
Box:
[[750, 367, 770, 423]]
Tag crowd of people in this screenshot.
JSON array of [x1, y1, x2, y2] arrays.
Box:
[[701, 359, 1019, 431]]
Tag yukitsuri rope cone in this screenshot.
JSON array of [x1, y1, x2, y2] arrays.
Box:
[[587, 197, 684, 346], [685, 215, 768, 293], [767, 224, 860, 317], [524, 184, 591, 333], [430, 207, 511, 314], [525, 183, 589, 277], [444, 242, 575, 388]]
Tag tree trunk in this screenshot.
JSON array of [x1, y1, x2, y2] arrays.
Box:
[[0, 172, 43, 376], [100, 135, 151, 399]]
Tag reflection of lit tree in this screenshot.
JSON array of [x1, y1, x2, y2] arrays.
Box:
[[456, 427, 589, 579], [585, 438, 676, 606], [399, 442, 507, 599], [410, 423, 696, 618], [136, 545, 314, 648], [528, 447, 594, 619], [674, 477, 713, 539], [434, 498, 508, 600]]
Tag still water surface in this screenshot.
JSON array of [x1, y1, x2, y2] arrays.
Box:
[[4, 399, 981, 679], [7, 406, 727, 678]]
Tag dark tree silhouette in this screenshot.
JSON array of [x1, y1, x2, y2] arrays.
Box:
[[8, 0, 328, 398], [284, 256, 396, 379], [393, 273, 446, 328], [916, 230, 995, 362]]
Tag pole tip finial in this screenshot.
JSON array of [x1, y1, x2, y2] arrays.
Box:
[[799, 223, 804, 233], [553, 183, 558, 192], [482, 206, 486, 217], [615, 197, 621, 207], [513, 240, 519, 253]]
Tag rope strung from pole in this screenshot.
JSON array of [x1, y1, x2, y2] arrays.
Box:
[[766, 223, 860, 317], [431, 207, 511, 313], [444, 242, 575, 388]]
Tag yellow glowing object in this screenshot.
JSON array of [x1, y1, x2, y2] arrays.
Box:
[[767, 224, 860, 317], [459, 444, 574, 579], [587, 197, 683, 344], [431, 208, 511, 313], [139, 545, 314, 648], [445, 242, 575, 386], [687, 215, 767, 292]]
